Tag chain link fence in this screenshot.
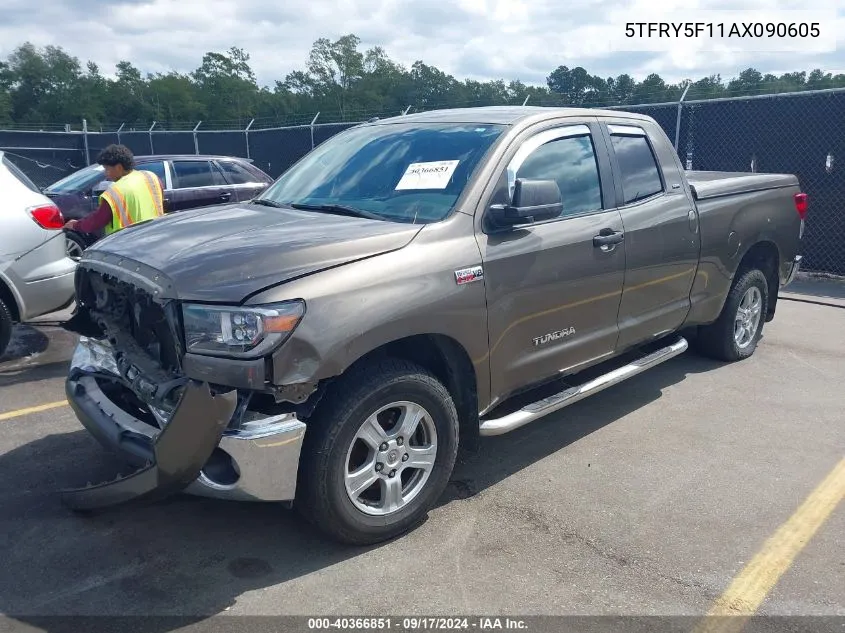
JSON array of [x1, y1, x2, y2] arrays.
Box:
[[2, 90, 844, 275]]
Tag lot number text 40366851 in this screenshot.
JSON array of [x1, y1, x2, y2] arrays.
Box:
[[625, 22, 821, 38]]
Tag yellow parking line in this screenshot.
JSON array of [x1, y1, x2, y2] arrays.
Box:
[[694, 456, 845, 633], [0, 400, 68, 422]]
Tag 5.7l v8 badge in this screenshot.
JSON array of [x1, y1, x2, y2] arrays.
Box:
[[455, 265, 484, 285]]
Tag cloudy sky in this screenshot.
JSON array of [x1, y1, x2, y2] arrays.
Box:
[[1, 0, 843, 87]]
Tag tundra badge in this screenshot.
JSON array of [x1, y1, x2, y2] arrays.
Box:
[[533, 327, 576, 346]]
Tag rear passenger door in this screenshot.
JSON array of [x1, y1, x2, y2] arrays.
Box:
[[598, 120, 700, 351], [214, 159, 271, 202], [168, 159, 232, 212]]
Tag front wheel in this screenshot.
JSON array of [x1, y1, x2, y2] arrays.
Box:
[[695, 268, 769, 362], [296, 359, 460, 545]]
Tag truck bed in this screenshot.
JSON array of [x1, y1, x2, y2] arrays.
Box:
[[685, 170, 799, 200]]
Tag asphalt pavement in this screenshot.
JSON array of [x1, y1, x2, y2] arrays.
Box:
[[0, 281, 842, 625]]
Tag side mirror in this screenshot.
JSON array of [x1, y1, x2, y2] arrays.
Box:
[[488, 178, 563, 227]]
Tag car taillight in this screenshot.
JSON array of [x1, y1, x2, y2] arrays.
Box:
[[27, 203, 64, 229], [794, 193, 808, 220]]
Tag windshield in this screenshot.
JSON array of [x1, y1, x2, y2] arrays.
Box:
[[44, 164, 104, 194], [257, 122, 506, 223]]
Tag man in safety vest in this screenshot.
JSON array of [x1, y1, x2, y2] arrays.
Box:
[[61, 144, 165, 335], [63, 144, 164, 235]]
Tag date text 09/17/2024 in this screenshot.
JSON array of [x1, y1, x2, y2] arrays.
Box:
[[625, 22, 821, 38]]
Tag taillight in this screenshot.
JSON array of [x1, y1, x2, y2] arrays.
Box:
[[794, 193, 808, 220], [27, 203, 64, 229]]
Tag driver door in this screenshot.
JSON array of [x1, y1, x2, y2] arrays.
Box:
[[476, 120, 626, 404]]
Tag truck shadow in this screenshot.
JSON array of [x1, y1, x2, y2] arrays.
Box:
[[0, 323, 51, 364], [0, 322, 77, 387], [0, 352, 722, 628], [443, 352, 725, 503]]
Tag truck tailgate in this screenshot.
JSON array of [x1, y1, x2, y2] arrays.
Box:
[[686, 170, 799, 200]]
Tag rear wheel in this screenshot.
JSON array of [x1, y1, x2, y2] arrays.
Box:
[[0, 297, 13, 358], [695, 268, 769, 362], [65, 232, 86, 261], [295, 359, 460, 545]]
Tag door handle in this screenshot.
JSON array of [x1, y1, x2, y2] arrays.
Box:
[[593, 230, 624, 247], [219, 191, 232, 201]]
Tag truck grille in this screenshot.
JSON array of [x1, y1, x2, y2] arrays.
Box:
[[77, 266, 184, 376]]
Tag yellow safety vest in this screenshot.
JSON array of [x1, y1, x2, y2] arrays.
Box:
[[100, 169, 165, 235]]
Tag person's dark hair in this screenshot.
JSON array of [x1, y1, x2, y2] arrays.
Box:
[[96, 144, 134, 170]]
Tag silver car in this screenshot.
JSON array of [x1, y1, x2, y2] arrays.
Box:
[[0, 152, 77, 356]]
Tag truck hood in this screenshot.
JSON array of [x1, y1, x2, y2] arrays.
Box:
[[82, 202, 424, 302]]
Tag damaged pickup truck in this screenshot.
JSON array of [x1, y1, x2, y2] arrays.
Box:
[[63, 106, 806, 544]]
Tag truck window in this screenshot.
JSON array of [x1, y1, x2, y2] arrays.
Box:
[[609, 133, 664, 204], [514, 134, 603, 219]]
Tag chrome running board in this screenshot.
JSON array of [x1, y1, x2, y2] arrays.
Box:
[[479, 337, 689, 436]]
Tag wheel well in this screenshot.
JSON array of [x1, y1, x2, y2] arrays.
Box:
[[0, 279, 21, 323], [342, 334, 481, 451], [736, 241, 779, 321]]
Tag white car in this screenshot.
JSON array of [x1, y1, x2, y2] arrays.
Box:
[[0, 152, 78, 356]]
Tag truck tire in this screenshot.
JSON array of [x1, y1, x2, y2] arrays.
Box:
[[295, 359, 460, 545], [695, 267, 769, 362], [0, 297, 12, 358]]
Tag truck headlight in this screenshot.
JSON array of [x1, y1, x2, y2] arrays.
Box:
[[181, 300, 305, 358]]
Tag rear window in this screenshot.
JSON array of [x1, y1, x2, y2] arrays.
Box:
[[172, 160, 227, 188], [217, 160, 263, 185], [2, 155, 41, 193]]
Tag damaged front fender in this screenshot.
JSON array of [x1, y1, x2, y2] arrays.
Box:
[[61, 379, 237, 511]]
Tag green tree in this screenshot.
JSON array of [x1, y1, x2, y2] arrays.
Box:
[[0, 60, 12, 125], [191, 47, 259, 125], [5, 43, 87, 124], [686, 75, 725, 101], [103, 60, 154, 126], [409, 61, 460, 109], [291, 34, 366, 119], [547, 65, 593, 104], [148, 72, 205, 126], [727, 68, 762, 96], [0, 34, 841, 130]]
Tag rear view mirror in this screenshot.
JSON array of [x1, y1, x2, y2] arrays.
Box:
[[488, 178, 563, 227]]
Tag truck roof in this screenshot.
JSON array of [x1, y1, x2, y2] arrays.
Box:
[[368, 105, 654, 126]]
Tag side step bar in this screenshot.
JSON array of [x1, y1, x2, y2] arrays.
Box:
[[479, 336, 689, 437]]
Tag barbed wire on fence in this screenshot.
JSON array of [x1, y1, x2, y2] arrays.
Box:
[[2, 87, 844, 276]]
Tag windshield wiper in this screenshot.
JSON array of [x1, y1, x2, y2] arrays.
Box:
[[249, 198, 285, 208], [287, 202, 384, 221]]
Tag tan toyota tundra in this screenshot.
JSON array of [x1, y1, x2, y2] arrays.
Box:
[[62, 106, 806, 544]]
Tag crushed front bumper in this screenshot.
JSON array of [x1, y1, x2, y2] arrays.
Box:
[[63, 337, 306, 510]]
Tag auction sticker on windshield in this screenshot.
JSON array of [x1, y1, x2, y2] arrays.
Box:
[[395, 160, 459, 190]]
